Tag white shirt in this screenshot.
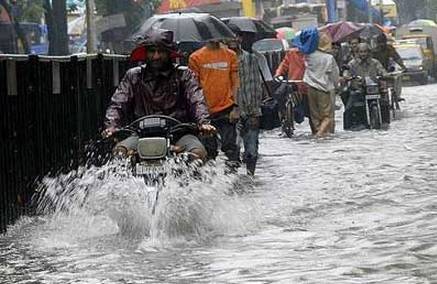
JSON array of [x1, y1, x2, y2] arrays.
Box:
[[303, 50, 339, 92]]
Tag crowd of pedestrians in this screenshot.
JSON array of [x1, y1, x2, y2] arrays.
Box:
[[103, 25, 405, 176]]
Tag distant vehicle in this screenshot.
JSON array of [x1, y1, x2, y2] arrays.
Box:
[[0, 21, 48, 54], [252, 38, 289, 53], [396, 26, 437, 76], [69, 35, 87, 54], [19, 22, 49, 55], [394, 44, 429, 84]]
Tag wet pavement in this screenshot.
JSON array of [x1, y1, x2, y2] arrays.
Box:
[[1, 84, 436, 283]]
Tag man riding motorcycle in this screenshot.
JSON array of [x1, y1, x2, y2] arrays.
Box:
[[103, 29, 216, 161], [346, 43, 388, 79], [372, 33, 406, 102], [342, 43, 390, 128]]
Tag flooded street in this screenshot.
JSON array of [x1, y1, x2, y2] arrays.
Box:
[[1, 84, 437, 283]]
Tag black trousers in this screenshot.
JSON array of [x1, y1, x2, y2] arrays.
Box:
[[201, 114, 240, 163]]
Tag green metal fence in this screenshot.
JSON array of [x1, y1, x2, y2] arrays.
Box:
[[0, 54, 130, 232]]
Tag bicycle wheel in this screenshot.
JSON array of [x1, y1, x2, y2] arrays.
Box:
[[389, 89, 396, 120], [282, 101, 294, 138]]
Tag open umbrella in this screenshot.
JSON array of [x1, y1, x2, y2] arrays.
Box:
[[275, 27, 295, 41], [221, 17, 276, 38], [133, 13, 235, 43], [319, 21, 363, 43], [358, 23, 385, 39], [408, 19, 437, 27]]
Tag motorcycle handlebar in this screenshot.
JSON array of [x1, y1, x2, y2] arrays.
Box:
[[274, 76, 303, 84]]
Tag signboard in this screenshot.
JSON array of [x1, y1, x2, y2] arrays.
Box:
[[158, 0, 221, 13], [242, 0, 255, 17]]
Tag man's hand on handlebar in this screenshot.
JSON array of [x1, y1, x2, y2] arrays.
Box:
[[198, 123, 216, 137], [101, 126, 118, 139]]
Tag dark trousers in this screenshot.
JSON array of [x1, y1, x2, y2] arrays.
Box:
[[201, 115, 240, 163], [238, 117, 259, 165]]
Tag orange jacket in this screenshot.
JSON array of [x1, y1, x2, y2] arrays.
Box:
[[189, 46, 239, 115], [275, 48, 308, 94]]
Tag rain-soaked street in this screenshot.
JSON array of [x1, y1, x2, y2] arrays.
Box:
[[0, 83, 436, 283]]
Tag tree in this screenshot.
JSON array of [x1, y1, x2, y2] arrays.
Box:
[[92, 0, 161, 30], [393, 0, 426, 25], [44, 0, 69, 55], [9, 0, 68, 55]]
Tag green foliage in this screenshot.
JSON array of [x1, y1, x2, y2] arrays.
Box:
[[69, 0, 161, 30], [94, 0, 161, 30], [14, 0, 46, 23]]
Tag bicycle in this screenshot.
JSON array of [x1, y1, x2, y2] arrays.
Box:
[[273, 77, 304, 138]]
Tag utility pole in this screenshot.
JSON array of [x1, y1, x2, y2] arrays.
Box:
[[86, 0, 97, 53], [379, 0, 384, 25], [368, 0, 373, 23], [326, 0, 338, 23]]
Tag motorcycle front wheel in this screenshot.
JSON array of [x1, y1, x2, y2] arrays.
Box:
[[369, 104, 382, 130]]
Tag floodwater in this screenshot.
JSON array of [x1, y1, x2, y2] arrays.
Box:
[[1, 84, 436, 283]]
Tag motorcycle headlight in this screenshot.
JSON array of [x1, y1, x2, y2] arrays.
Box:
[[366, 86, 379, 94], [137, 137, 168, 160]]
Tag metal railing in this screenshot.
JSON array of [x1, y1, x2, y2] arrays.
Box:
[[0, 53, 130, 232]]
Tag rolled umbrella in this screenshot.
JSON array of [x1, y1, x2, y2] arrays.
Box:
[[221, 16, 276, 38], [133, 13, 235, 43], [275, 27, 296, 41]]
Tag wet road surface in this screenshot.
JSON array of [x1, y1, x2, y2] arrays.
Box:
[[1, 84, 436, 283]]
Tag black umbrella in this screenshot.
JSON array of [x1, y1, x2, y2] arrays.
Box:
[[221, 17, 276, 38], [358, 23, 384, 38], [133, 13, 235, 43]]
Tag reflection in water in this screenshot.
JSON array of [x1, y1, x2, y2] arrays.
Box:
[[1, 85, 437, 283]]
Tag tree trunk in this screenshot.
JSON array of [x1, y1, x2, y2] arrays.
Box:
[[393, 0, 425, 25], [46, 0, 69, 55]]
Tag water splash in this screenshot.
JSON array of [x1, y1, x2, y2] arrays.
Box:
[[33, 158, 259, 245]]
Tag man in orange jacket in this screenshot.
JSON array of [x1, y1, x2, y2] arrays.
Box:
[[189, 40, 241, 169]]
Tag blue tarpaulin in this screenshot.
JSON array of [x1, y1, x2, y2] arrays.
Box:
[[348, 0, 382, 22], [349, 0, 369, 11], [292, 27, 319, 55]]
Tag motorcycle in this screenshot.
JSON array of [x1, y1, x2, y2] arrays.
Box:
[[341, 75, 391, 130], [107, 115, 203, 214]]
